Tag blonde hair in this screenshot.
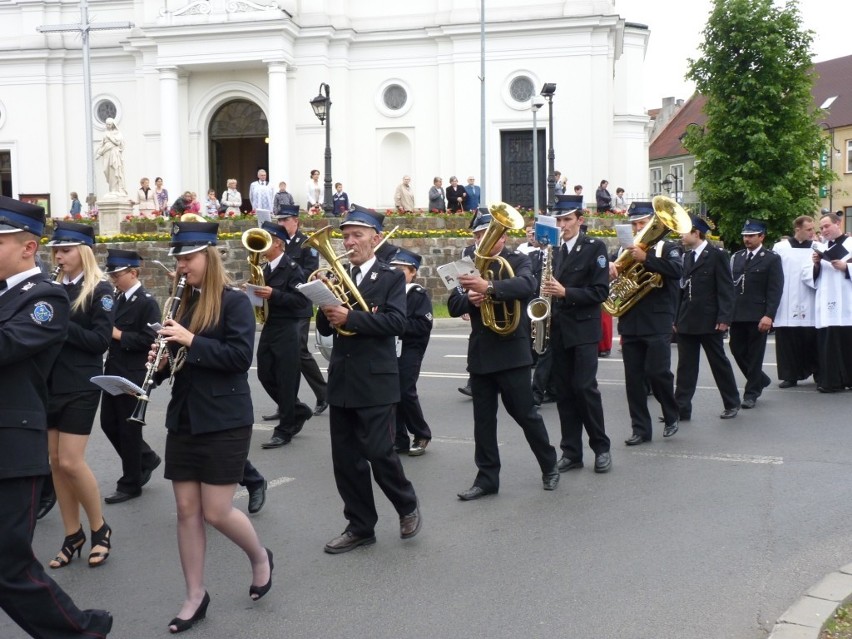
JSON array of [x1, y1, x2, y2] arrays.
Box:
[[176, 246, 232, 334], [56, 245, 106, 314]]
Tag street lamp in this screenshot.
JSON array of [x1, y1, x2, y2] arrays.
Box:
[[661, 172, 678, 201], [310, 83, 334, 216], [530, 96, 545, 214], [540, 83, 557, 207], [819, 122, 841, 212]]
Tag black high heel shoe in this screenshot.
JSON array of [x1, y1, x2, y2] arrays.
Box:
[[249, 548, 274, 601], [88, 520, 111, 568], [49, 526, 86, 569], [168, 591, 210, 634]]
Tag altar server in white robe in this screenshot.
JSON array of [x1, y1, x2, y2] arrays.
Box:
[[803, 212, 852, 393], [772, 215, 818, 388]]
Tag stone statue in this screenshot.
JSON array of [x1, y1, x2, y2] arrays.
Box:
[[95, 118, 127, 195]]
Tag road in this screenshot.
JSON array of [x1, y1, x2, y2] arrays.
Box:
[[7, 321, 852, 638]]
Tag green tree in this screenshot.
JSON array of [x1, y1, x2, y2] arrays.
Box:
[[683, 0, 833, 247]]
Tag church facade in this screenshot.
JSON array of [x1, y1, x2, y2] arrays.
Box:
[[0, 0, 651, 216]]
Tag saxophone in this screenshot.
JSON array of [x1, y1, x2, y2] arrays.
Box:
[[527, 244, 552, 354]]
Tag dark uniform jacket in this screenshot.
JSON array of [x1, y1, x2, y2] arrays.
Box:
[[49, 279, 113, 394], [158, 287, 255, 434], [730, 247, 784, 322], [400, 283, 433, 356], [616, 240, 683, 336], [448, 248, 537, 374], [551, 234, 609, 348], [317, 261, 406, 408], [676, 244, 735, 334], [104, 285, 161, 386], [284, 229, 318, 319], [262, 254, 308, 325], [0, 274, 69, 478]]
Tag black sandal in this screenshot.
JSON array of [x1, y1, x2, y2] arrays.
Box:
[[49, 526, 86, 569], [88, 520, 112, 568]]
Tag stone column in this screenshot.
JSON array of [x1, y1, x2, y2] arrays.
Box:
[[266, 60, 289, 186], [158, 67, 182, 195]]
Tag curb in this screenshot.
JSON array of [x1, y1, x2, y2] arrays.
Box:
[[769, 563, 852, 638]]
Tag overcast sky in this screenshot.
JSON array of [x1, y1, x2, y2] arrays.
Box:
[[615, 0, 852, 109]]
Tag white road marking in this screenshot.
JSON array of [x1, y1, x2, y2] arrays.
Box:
[[234, 476, 295, 500], [252, 423, 275, 431], [443, 354, 469, 358], [630, 450, 783, 465], [430, 435, 504, 446]]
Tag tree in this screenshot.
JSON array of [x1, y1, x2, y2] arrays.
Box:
[[683, 0, 834, 247]]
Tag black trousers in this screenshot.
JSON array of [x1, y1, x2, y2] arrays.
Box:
[[675, 332, 741, 414], [729, 322, 771, 400], [622, 333, 679, 438], [470, 366, 557, 492], [329, 404, 418, 537], [299, 317, 327, 404], [550, 339, 609, 462], [816, 326, 852, 390], [0, 476, 112, 638], [775, 326, 818, 382], [531, 347, 556, 397], [395, 349, 432, 446], [258, 320, 305, 438], [240, 460, 264, 489], [100, 391, 159, 494]]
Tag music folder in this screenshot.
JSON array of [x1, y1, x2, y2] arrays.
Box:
[[821, 241, 849, 262], [90, 375, 146, 397]]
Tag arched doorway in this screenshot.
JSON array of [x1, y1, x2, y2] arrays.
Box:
[[208, 99, 269, 211]]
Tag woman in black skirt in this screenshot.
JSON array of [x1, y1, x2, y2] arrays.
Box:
[[152, 219, 272, 634], [46, 221, 113, 569]]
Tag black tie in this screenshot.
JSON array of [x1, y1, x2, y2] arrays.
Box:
[[0, 279, 6, 292], [350, 266, 361, 285], [263, 264, 272, 280], [746, 252, 753, 264], [685, 250, 694, 270], [561, 243, 569, 261], [115, 292, 126, 313]]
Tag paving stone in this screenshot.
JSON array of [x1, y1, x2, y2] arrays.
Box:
[[777, 595, 839, 628], [806, 572, 852, 602], [767, 623, 819, 639]]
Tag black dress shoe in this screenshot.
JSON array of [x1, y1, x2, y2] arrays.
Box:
[[532, 392, 543, 407], [541, 393, 557, 404], [247, 480, 267, 514], [400, 506, 422, 539], [104, 490, 141, 504], [720, 407, 739, 419], [762, 375, 772, 389], [323, 531, 376, 554], [457, 485, 496, 501], [594, 452, 612, 473], [36, 494, 57, 520], [778, 380, 797, 389], [557, 457, 584, 472], [663, 422, 679, 438], [313, 400, 329, 415], [85, 610, 113, 636], [140, 455, 162, 488], [658, 414, 690, 422], [741, 398, 756, 409], [624, 434, 650, 446], [542, 468, 560, 491], [598, 350, 611, 357], [261, 436, 290, 449], [261, 411, 281, 421], [817, 386, 841, 394], [457, 385, 473, 398]]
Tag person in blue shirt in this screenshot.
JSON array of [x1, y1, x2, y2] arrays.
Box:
[[464, 176, 481, 211], [69, 192, 82, 218]]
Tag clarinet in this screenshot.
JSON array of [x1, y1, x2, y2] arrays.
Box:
[[127, 274, 187, 426], [51, 265, 62, 282]]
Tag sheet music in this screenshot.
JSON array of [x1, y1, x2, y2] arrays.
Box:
[[255, 209, 272, 225], [244, 284, 265, 308], [615, 224, 634, 249], [296, 279, 343, 306], [436, 259, 481, 291], [90, 375, 146, 397]]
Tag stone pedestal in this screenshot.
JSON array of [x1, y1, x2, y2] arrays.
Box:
[[96, 195, 132, 237]]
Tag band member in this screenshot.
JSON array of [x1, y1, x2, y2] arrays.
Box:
[[0, 196, 114, 637], [255, 221, 312, 449], [276, 205, 328, 416], [773, 215, 818, 388], [729, 220, 783, 408], [47, 221, 114, 568], [616, 202, 683, 445], [101, 249, 162, 503], [541, 195, 612, 473], [389, 248, 433, 456], [316, 206, 421, 553], [674, 216, 741, 420], [449, 209, 559, 500], [151, 220, 272, 632], [804, 212, 852, 392]]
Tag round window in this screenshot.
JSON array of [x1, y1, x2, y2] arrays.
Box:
[[509, 76, 535, 103], [94, 99, 117, 125], [382, 84, 408, 111]]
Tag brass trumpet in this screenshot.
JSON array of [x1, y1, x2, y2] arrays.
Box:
[[475, 203, 525, 335]]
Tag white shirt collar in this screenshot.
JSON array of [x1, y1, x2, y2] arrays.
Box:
[[0, 266, 42, 296], [268, 252, 284, 272], [692, 239, 708, 259], [62, 271, 84, 285], [562, 234, 579, 253], [351, 256, 377, 283], [120, 281, 142, 299]]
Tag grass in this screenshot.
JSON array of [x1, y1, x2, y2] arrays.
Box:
[[822, 602, 852, 638], [432, 302, 451, 319]]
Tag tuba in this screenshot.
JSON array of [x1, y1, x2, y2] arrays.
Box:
[[475, 203, 526, 335], [527, 243, 552, 354], [603, 195, 692, 317], [241, 227, 273, 324]]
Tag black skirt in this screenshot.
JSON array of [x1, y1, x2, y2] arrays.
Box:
[[164, 425, 252, 485]]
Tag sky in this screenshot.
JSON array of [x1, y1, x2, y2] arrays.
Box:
[[615, 0, 852, 109]]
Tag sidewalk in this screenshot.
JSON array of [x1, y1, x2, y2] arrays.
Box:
[[769, 564, 852, 637]]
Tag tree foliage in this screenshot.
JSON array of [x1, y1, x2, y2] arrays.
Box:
[[683, 0, 833, 248]]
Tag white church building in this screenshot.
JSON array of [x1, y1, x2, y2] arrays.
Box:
[[0, 0, 652, 217]]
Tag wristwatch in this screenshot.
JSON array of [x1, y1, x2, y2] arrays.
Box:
[[485, 283, 495, 298]]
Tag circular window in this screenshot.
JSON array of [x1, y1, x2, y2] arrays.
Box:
[[94, 98, 117, 126], [509, 76, 535, 103], [382, 84, 408, 111]]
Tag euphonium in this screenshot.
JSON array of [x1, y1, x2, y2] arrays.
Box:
[[475, 202, 526, 336], [241, 227, 273, 324], [603, 195, 692, 317], [527, 243, 552, 354], [127, 273, 188, 426]]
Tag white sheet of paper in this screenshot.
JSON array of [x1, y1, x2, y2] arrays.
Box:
[[436, 260, 481, 291], [244, 284, 265, 308], [296, 279, 343, 307], [615, 224, 635, 249], [90, 375, 146, 397], [255, 209, 272, 225]]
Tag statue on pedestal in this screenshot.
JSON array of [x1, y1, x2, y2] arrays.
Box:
[[95, 118, 127, 196]]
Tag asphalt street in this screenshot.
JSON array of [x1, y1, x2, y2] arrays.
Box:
[[7, 320, 852, 639]]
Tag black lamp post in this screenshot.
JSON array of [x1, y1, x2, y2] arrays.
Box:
[[540, 83, 557, 207], [310, 83, 334, 216], [820, 122, 840, 212], [661, 172, 678, 201]]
